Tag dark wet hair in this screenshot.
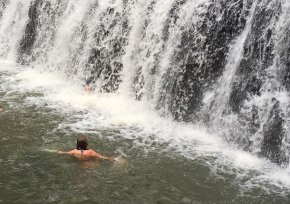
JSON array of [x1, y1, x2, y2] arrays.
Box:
[[76, 135, 88, 150], [85, 77, 94, 86]]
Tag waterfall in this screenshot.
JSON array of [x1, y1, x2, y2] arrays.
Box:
[[0, 0, 32, 60], [201, 0, 290, 165], [1, 0, 290, 165]]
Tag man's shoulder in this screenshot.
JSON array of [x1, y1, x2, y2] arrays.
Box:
[[86, 149, 102, 157], [86, 149, 98, 154], [68, 149, 80, 155]]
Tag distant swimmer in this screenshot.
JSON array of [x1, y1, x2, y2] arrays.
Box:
[[0, 106, 3, 112], [84, 84, 93, 94], [58, 135, 114, 161], [84, 78, 94, 94]]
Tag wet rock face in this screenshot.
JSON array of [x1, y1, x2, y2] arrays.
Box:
[[160, 0, 249, 121], [278, 22, 290, 92], [282, 53, 290, 91], [85, 7, 130, 92], [229, 1, 281, 113], [18, 0, 58, 64], [157, 0, 289, 165], [18, 0, 41, 63], [261, 100, 286, 165], [226, 1, 289, 165]]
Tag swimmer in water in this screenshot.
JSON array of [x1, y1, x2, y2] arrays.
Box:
[[84, 84, 93, 94], [84, 78, 93, 94], [58, 135, 113, 161]]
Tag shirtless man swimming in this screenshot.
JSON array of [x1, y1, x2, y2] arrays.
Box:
[[84, 84, 93, 94], [58, 135, 113, 161], [84, 78, 94, 94]]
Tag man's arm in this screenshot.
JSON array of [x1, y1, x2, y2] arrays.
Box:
[[57, 150, 77, 155], [100, 155, 114, 161], [90, 150, 114, 161], [57, 151, 68, 154]]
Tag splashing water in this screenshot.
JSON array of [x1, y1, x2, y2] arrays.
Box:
[[1, 0, 290, 202]]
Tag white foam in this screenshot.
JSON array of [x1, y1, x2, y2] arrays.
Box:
[[16, 68, 65, 90], [2, 61, 290, 194], [0, 60, 18, 71]]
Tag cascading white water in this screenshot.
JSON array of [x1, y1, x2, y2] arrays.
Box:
[[248, 0, 290, 164], [200, 0, 290, 165], [0, 0, 32, 60], [120, 0, 177, 100], [274, 0, 290, 166], [200, 0, 258, 146], [1, 0, 290, 167], [44, 0, 100, 78], [202, 0, 257, 118]]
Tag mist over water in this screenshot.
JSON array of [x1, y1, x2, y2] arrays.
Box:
[[1, 0, 290, 202]]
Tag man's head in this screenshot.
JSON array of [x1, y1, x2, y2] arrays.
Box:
[[76, 135, 88, 150], [85, 77, 93, 86]]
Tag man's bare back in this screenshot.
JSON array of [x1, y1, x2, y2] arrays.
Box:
[[58, 135, 113, 161], [59, 149, 113, 161]]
